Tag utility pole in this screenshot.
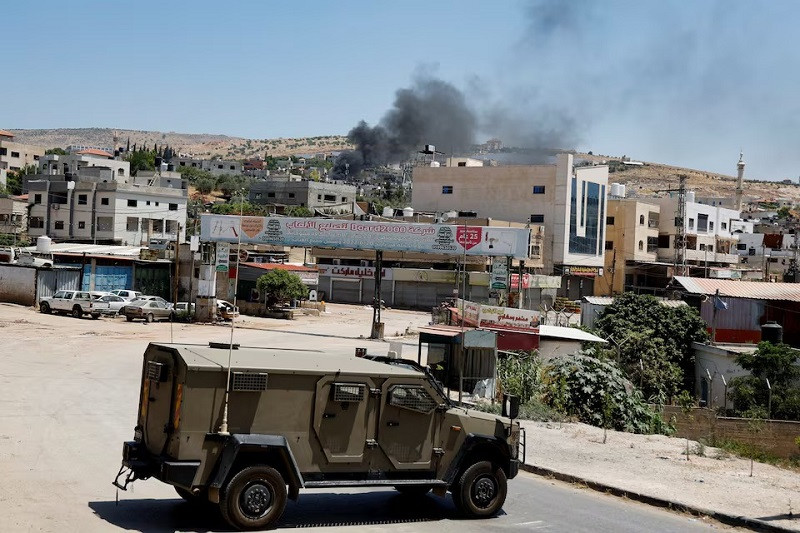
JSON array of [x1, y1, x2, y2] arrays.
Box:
[[173, 223, 181, 307], [674, 175, 687, 276], [711, 288, 720, 344]]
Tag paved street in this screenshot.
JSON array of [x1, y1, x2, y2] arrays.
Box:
[[0, 304, 739, 532]]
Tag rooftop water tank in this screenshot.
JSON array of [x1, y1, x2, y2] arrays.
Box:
[[402, 207, 414, 218], [37, 235, 52, 254], [610, 183, 622, 198], [382, 206, 394, 217], [619, 184, 626, 198], [761, 321, 783, 344], [686, 191, 696, 203], [430, 161, 441, 167]]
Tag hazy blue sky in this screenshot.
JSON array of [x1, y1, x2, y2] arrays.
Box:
[[4, 1, 799, 180]]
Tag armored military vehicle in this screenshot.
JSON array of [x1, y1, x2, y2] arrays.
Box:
[[115, 342, 523, 530]]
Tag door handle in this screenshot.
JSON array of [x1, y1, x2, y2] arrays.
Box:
[[387, 421, 399, 427], [323, 413, 336, 419]]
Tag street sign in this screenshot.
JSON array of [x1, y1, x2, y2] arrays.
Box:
[[491, 257, 510, 290], [215, 242, 230, 272]]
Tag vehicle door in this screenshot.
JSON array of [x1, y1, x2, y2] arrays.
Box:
[[313, 376, 378, 464], [377, 378, 442, 470], [55, 291, 73, 311], [50, 291, 65, 310]]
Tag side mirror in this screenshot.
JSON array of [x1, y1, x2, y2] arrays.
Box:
[[502, 394, 520, 420]]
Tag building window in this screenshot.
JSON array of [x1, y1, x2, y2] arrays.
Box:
[[230, 165, 235, 170], [606, 216, 615, 225], [11, 151, 20, 158], [737, 243, 747, 250], [647, 236, 658, 253], [341, 197, 347, 202], [568, 179, 604, 255], [218, 164, 223, 169], [155, 202, 159, 206], [30, 217, 44, 229], [708, 244, 713, 252], [697, 213, 708, 232], [127, 199, 137, 207], [267, 192, 276, 198], [168, 203, 178, 211], [78, 221, 85, 229], [530, 214, 544, 223], [146, 201, 151, 206], [324, 194, 335, 202], [638, 240, 644, 251], [101, 197, 109, 206], [119, 168, 125, 176], [54, 220, 64, 230], [126, 217, 138, 231], [254, 193, 262, 199], [442, 185, 453, 194], [605, 240, 613, 251], [709, 221, 714, 231], [639, 214, 645, 225], [153, 219, 164, 233], [722, 222, 727, 230], [78, 194, 88, 205], [532, 185, 546, 194], [34, 194, 42, 204], [688, 218, 695, 229], [288, 193, 295, 199], [166, 220, 177, 233], [699, 243, 706, 251], [0, 148, 6, 156], [96, 217, 113, 231], [180, 161, 186, 166], [317, 194, 322, 200], [191, 162, 197, 167]]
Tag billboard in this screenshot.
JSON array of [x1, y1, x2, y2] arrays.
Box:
[[456, 298, 540, 331], [201, 215, 531, 259]]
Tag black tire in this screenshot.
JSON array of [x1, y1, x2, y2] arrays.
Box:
[[72, 306, 83, 319], [126, 315, 133, 322], [40, 302, 51, 314], [394, 485, 431, 497], [453, 461, 507, 518], [220, 465, 287, 531], [91, 313, 100, 320], [146, 313, 154, 323]]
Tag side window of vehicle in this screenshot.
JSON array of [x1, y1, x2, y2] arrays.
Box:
[[54, 291, 64, 299], [63, 292, 74, 299], [388, 385, 437, 414]]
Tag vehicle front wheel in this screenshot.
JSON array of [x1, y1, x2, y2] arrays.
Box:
[[146, 313, 154, 323], [72, 306, 83, 319], [453, 461, 507, 518], [220, 465, 287, 531], [40, 302, 51, 314]]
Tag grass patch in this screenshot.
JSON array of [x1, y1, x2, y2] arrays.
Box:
[[707, 437, 800, 471]]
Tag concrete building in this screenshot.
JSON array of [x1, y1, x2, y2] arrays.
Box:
[[25, 153, 187, 245], [736, 232, 799, 281], [593, 198, 660, 295], [412, 153, 609, 298], [174, 157, 242, 176], [0, 195, 28, 239], [0, 130, 45, 188], [250, 178, 357, 214]]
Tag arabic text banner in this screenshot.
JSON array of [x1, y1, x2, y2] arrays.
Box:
[[200, 215, 531, 259]]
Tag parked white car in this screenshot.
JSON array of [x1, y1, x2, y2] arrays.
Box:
[[110, 290, 142, 301], [98, 294, 127, 315], [39, 290, 109, 319]]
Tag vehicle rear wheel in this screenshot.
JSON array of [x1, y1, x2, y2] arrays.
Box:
[[91, 313, 100, 319], [220, 465, 287, 531], [72, 306, 83, 319], [453, 461, 507, 518], [394, 485, 431, 497], [40, 302, 51, 314], [125, 316, 133, 322], [146, 313, 154, 323]]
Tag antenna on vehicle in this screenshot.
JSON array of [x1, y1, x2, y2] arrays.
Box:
[[219, 190, 245, 436]]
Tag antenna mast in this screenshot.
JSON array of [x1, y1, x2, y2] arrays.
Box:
[[673, 175, 687, 276]]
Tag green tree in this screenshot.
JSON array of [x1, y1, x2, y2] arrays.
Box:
[[45, 148, 67, 155], [777, 206, 791, 219], [195, 176, 215, 195], [595, 293, 709, 393], [729, 341, 800, 420], [613, 332, 683, 402], [125, 150, 155, 176], [543, 352, 664, 433], [256, 269, 309, 307], [284, 206, 313, 217]]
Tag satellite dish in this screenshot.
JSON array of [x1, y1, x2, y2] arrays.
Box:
[[439, 212, 450, 223]]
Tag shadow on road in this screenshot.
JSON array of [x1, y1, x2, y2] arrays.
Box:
[[90, 491, 457, 531]]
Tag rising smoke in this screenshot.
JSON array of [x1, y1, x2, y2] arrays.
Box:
[[332, 76, 478, 178]]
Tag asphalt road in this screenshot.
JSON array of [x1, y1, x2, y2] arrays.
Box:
[[93, 472, 734, 532]]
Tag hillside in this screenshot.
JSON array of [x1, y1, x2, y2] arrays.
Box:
[[576, 152, 800, 205], [8, 128, 353, 160]]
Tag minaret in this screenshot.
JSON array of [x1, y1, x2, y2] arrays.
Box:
[[735, 151, 745, 211]]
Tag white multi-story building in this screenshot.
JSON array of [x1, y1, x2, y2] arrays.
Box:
[[25, 154, 187, 245], [736, 232, 798, 280], [0, 129, 45, 188], [412, 153, 609, 298]]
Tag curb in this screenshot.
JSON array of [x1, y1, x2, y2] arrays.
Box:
[[520, 463, 794, 533]]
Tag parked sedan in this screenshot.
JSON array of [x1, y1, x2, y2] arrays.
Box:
[[110, 289, 143, 301], [98, 294, 127, 315], [130, 295, 173, 309], [122, 300, 175, 323]]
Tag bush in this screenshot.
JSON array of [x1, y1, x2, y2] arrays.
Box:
[[544, 352, 666, 433], [256, 270, 309, 307], [496, 352, 542, 404]]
